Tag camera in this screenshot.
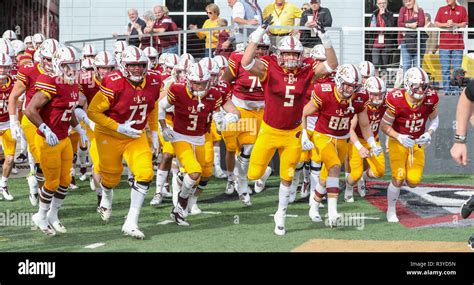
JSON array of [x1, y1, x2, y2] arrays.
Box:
[[450, 68, 470, 87]]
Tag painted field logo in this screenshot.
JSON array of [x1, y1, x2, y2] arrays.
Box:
[[18, 259, 56, 279], [365, 182, 474, 228]]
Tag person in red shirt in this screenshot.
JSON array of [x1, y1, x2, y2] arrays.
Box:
[[147, 5, 179, 55], [435, 0, 468, 93], [397, 0, 425, 72], [25, 46, 88, 236]]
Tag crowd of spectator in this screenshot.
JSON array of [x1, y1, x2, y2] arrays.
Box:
[[113, 0, 470, 92]]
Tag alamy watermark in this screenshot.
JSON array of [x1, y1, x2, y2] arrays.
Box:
[[324, 212, 366, 230], [0, 210, 34, 227]]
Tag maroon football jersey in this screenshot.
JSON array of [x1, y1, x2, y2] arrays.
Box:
[[313, 82, 369, 137], [385, 89, 439, 139], [99, 71, 162, 131], [35, 74, 81, 140], [0, 76, 14, 122], [80, 72, 101, 105], [260, 55, 316, 130], [167, 82, 222, 137], [16, 62, 44, 109], [228, 51, 264, 102], [355, 103, 387, 139]]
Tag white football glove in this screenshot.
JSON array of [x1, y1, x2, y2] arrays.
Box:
[[151, 131, 159, 152], [397, 134, 415, 148], [9, 116, 22, 141], [415, 132, 431, 146], [74, 125, 89, 148], [161, 126, 174, 142], [367, 137, 383, 157], [117, 120, 142, 139], [223, 113, 239, 125], [248, 26, 267, 45], [39, 123, 59, 147], [212, 111, 225, 131], [301, 129, 314, 151]]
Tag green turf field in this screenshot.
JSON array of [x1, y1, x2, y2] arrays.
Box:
[[0, 174, 473, 252]]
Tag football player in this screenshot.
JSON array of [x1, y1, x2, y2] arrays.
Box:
[[143, 47, 159, 71], [380, 67, 439, 223], [150, 57, 192, 206], [0, 53, 16, 201], [113, 40, 128, 64], [8, 38, 59, 206], [221, 33, 272, 198], [24, 36, 33, 50], [25, 46, 88, 236], [78, 51, 116, 205], [159, 63, 239, 226], [2, 30, 16, 41], [87, 46, 162, 239], [344, 76, 387, 203], [302, 64, 383, 226], [241, 18, 338, 235]]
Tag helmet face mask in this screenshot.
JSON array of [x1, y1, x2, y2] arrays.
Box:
[[93, 51, 116, 80], [119, 46, 149, 83], [364, 76, 386, 106], [41, 56, 53, 72], [186, 63, 211, 98], [404, 67, 430, 101], [32, 33, 46, 50], [276, 36, 303, 70], [0, 53, 12, 79], [335, 64, 362, 99], [52, 47, 81, 83], [125, 63, 147, 83]]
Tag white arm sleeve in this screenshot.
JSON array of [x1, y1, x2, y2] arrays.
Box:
[[428, 115, 439, 133], [158, 97, 172, 121], [232, 2, 245, 19]]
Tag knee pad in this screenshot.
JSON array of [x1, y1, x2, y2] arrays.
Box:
[[295, 162, 304, 171]]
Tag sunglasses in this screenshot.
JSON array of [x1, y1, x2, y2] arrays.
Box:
[[207, 11, 214, 14]]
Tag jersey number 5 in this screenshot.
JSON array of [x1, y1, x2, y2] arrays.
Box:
[[284, 86, 295, 107]]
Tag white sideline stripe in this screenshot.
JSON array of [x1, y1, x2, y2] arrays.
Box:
[[269, 214, 299, 218], [84, 243, 105, 249], [157, 220, 174, 225], [201, 211, 221, 215]]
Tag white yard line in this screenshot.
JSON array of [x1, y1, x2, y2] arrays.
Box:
[[201, 211, 222, 215], [84, 243, 105, 249], [269, 214, 299, 218], [157, 220, 174, 225]]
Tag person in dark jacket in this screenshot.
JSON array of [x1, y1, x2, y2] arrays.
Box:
[[369, 0, 395, 72], [299, 0, 332, 54]]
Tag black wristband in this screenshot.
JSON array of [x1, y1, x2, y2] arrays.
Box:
[[454, 134, 467, 144]]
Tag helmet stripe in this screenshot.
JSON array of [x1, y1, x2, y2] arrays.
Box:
[[104, 52, 109, 65], [366, 61, 371, 76], [376, 77, 381, 90], [352, 64, 359, 83], [198, 64, 203, 79], [417, 67, 426, 82], [67, 47, 75, 59]]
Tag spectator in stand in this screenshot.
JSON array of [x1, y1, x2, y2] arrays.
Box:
[[368, 0, 395, 73], [189, 4, 222, 58], [301, 3, 310, 12], [435, 0, 468, 92], [300, 0, 332, 56], [146, 5, 179, 55], [263, 0, 302, 46], [135, 10, 156, 50], [114, 8, 146, 48], [424, 13, 439, 55], [215, 19, 234, 58], [225, 0, 263, 48], [397, 0, 425, 72]]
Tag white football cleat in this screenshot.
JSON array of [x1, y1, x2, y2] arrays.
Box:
[[170, 203, 190, 226], [273, 210, 286, 236], [122, 223, 145, 239], [89, 176, 96, 191], [1, 186, 14, 201], [79, 167, 88, 181], [98, 206, 112, 222], [357, 178, 367, 197], [254, 166, 272, 193], [344, 194, 354, 203], [214, 167, 228, 179], [309, 202, 322, 222], [189, 203, 202, 215], [238, 192, 252, 207], [47, 214, 67, 234], [29, 194, 38, 206], [32, 213, 56, 236], [225, 180, 236, 195], [150, 193, 163, 206], [387, 207, 399, 223], [11, 166, 18, 175], [327, 213, 342, 228], [162, 183, 172, 198], [69, 180, 79, 190]]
